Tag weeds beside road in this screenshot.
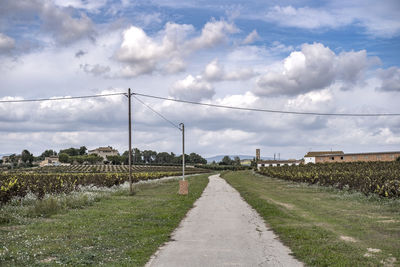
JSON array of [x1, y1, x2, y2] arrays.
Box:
[[0, 174, 209, 266], [222, 170, 400, 266]]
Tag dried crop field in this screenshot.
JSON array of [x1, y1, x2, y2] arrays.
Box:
[[12, 164, 209, 173], [0, 166, 209, 204], [258, 161, 400, 198]]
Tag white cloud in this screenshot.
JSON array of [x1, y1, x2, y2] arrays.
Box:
[[0, 33, 15, 53], [169, 75, 215, 101], [53, 0, 108, 12], [41, 3, 95, 44], [255, 43, 369, 96], [115, 19, 238, 77], [0, 0, 96, 45], [264, 2, 400, 38], [242, 29, 260, 45], [376, 67, 400, 92], [203, 59, 255, 81], [265, 5, 349, 30], [187, 19, 238, 50], [115, 22, 194, 76]]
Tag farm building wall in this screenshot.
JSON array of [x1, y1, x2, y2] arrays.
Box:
[[315, 152, 400, 163]]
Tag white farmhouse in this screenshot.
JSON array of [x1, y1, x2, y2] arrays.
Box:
[[257, 159, 303, 170]]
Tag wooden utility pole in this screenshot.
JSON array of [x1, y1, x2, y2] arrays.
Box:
[[128, 88, 133, 194]]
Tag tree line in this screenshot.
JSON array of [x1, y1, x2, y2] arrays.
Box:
[[1, 146, 207, 168]]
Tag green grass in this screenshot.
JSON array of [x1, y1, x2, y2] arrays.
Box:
[[221, 171, 400, 267], [0, 174, 209, 266]]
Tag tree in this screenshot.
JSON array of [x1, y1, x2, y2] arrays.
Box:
[[133, 148, 143, 163], [220, 156, 233, 165], [397, 156, 400, 162], [59, 153, 70, 163], [233, 156, 241, 166], [86, 154, 103, 164], [107, 155, 123, 165], [155, 152, 174, 164], [21, 149, 34, 164], [188, 153, 207, 164], [142, 150, 157, 164], [39, 149, 57, 160], [60, 147, 79, 156], [79, 146, 87, 156]]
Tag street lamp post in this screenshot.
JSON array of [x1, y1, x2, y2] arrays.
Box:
[[178, 123, 188, 195]]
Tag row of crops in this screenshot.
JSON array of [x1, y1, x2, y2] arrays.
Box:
[[1, 168, 210, 204], [8, 164, 209, 174], [258, 161, 400, 198]]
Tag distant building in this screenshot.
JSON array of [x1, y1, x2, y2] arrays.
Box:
[[88, 146, 119, 161], [39, 156, 61, 167], [313, 151, 400, 163], [257, 159, 303, 170], [304, 151, 344, 164], [240, 159, 252, 166]]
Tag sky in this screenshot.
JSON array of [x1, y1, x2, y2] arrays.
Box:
[[0, 0, 400, 159]]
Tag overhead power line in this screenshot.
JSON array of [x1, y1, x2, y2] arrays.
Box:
[[133, 95, 181, 130], [0, 92, 125, 103], [1, 90, 399, 117], [132, 92, 400, 117]]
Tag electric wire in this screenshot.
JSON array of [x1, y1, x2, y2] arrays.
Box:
[[132, 92, 400, 117], [132, 95, 181, 130], [0, 92, 125, 103], [1, 90, 399, 117]]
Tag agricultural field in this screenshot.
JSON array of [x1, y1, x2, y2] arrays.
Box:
[[0, 174, 210, 265], [0, 165, 210, 205], [222, 171, 400, 266], [258, 161, 400, 198], [9, 164, 208, 173]]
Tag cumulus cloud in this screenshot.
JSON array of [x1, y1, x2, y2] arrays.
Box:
[[187, 19, 238, 50], [242, 29, 260, 45], [255, 43, 369, 96], [203, 59, 255, 81], [169, 75, 215, 101], [376, 67, 400, 92], [0, 0, 96, 45], [0, 33, 15, 53], [115, 19, 238, 77]]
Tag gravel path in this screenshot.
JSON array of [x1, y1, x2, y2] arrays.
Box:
[[146, 174, 303, 267]]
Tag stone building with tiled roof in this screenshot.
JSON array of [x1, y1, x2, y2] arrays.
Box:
[[88, 146, 119, 161]]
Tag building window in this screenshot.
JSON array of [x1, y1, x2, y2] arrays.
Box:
[[331, 157, 334, 160], [261, 164, 265, 167], [277, 164, 280, 167], [340, 156, 344, 160]]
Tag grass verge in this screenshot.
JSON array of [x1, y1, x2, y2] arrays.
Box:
[[221, 171, 400, 267], [0, 174, 209, 266]]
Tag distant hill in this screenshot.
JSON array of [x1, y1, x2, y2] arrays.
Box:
[[206, 155, 275, 163]]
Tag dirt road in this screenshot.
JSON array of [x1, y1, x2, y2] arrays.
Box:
[[146, 174, 302, 267]]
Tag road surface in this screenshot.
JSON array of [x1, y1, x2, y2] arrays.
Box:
[[146, 174, 303, 267]]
